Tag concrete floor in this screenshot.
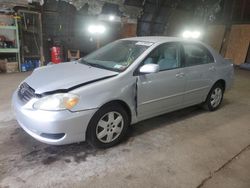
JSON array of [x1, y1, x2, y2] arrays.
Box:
[[0, 69, 249, 188]]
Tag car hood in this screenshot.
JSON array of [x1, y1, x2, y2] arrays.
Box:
[[25, 62, 118, 94]]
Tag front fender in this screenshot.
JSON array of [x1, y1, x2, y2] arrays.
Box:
[[70, 75, 137, 122]]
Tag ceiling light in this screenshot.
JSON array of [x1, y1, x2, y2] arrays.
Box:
[[87, 24, 106, 34], [109, 15, 115, 21], [182, 30, 201, 39]]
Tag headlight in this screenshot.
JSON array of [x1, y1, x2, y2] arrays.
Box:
[[33, 93, 79, 111]]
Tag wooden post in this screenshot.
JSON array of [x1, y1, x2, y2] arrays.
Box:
[[96, 35, 100, 49]]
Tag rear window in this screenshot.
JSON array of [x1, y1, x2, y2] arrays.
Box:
[[183, 43, 214, 67]]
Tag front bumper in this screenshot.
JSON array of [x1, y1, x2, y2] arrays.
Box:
[[12, 91, 97, 145]]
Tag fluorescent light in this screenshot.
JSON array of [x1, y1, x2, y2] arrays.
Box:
[[192, 31, 201, 39], [182, 30, 201, 39], [87, 24, 106, 34], [109, 15, 115, 21], [97, 25, 106, 34], [182, 31, 191, 38]]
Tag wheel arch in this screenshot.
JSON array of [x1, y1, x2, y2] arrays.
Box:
[[98, 100, 132, 123], [213, 79, 226, 91], [205, 79, 226, 102], [204, 79, 225, 111], [86, 99, 132, 139]]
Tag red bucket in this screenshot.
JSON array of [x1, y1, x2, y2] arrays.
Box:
[[51, 46, 61, 64]]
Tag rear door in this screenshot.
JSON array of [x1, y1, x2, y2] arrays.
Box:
[[181, 43, 216, 106]]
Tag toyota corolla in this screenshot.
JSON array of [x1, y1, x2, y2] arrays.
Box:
[[12, 37, 234, 148]]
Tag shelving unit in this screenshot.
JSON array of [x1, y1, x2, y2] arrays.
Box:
[[0, 14, 21, 72], [18, 10, 44, 71]]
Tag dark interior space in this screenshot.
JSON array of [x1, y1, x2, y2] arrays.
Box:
[[41, 0, 122, 63], [0, 0, 250, 69]]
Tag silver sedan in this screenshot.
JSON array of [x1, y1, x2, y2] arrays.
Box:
[[12, 37, 234, 148]]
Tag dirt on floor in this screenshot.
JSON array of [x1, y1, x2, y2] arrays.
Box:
[[0, 69, 250, 188]]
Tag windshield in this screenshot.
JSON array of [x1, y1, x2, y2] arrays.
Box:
[[79, 40, 153, 72]]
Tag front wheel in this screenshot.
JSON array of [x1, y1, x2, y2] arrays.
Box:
[[86, 104, 130, 148], [204, 83, 224, 111]]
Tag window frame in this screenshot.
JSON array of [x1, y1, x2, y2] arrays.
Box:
[[134, 42, 183, 76], [181, 42, 215, 68], [81, 40, 152, 73]]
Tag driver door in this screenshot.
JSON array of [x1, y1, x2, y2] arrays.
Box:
[[136, 42, 186, 120]]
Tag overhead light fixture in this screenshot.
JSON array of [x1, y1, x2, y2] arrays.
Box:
[[192, 31, 201, 39], [182, 30, 201, 39], [109, 15, 115, 21], [87, 24, 106, 34]]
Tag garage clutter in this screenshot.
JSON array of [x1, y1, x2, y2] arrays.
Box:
[[0, 58, 18, 73], [0, 14, 20, 73], [0, 10, 44, 74]]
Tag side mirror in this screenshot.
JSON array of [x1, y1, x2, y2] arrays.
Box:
[[139, 64, 159, 74]]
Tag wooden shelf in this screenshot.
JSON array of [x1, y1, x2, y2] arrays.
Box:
[[23, 29, 39, 34], [0, 48, 19, 53], [0, 14, 14, 18], [23, 55, 40, 58], [0, 25, 17, 30]]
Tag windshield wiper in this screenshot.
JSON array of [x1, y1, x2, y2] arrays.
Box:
[[79, 59, 120, 72], [90, 63, 121, 72], [78, 59, 91, 66], [79, 59, 105, 69], [87, 63, 107, 69]]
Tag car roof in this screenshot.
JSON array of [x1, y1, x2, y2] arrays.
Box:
[[122, 36, 202, 44]]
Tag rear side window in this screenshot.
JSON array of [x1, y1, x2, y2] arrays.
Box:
[[183, 43, 214, 67]]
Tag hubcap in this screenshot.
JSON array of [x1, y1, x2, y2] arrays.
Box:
[[210, 87, 222, 108], [96, 111, 124, 143]]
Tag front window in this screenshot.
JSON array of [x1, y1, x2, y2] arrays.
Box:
[[79, 40, 153, 72], [141, 43, 180, 71]]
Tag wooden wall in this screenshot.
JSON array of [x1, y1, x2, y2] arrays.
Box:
[[203, 25, 225, 53], [225, 25, 250, 65], [120, 23, 137, 38]]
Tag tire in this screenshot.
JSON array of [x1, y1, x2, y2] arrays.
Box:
[[204, 83, 224, 111], [86, 103, 130, 148]]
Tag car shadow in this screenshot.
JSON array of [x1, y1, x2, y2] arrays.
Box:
[[124, 98, 231, 142], [128, 98, 231, 138], [127, 105, 204, 139], [12, 101, 230, 166], [18, 140, 106, 165]]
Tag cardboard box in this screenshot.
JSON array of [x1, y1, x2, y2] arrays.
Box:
[[0, 59, 5, 71], [0, 59, 19, 73], [67, 50, 80, 61]]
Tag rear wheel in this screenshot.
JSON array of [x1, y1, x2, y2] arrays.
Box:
[[204, 83, 224, 111], [87, 103, 129, 148]]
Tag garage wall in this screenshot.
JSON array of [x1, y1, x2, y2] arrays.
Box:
[[203, 25, 226, 53], [120, 23, 137, 38], [41, 0, 122, 63], [165, 9, 193, 37], [225, 24, 250, 65]]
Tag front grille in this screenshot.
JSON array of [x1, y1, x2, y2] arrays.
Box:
[[18, 82, 40, 103]]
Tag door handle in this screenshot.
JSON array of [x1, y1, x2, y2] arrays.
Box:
[[176, 72, 185, 78], [209, 66, 216, 71]]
